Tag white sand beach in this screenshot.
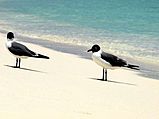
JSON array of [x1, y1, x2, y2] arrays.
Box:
[[0, 32, 159, 119]]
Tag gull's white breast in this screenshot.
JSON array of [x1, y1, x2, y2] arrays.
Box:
[[92, 51, 115, 70]]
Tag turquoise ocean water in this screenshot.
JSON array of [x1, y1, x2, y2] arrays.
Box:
[[0, 0, 159, 69]]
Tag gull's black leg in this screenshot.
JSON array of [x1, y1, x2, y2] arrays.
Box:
[[102, 68, 105, 80], [105, 69, 107, 81], [18, 58, 21, 68], [15, 58, 18, 68]]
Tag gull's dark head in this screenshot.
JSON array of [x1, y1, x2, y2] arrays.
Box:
[[7, 32, 14, 40], [87, 44, 100, 53]]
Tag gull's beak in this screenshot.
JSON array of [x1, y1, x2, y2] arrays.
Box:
[[87, 49, 92, 52]]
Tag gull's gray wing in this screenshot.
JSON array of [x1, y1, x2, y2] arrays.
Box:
[[8, 42, 36, 57], [101, 52, 127, 67]]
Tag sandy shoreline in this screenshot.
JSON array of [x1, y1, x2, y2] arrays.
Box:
[[1, 29, 159, 80], [0, 32, 159, 119]]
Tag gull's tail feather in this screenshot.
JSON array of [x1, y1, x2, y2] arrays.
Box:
[[33, 54, 49, 59], [126, 64, 140, 70]]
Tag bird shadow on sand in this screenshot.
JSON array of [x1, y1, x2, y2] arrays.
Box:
[[4, 65, 46, 73], [89, 78, 137, 86]]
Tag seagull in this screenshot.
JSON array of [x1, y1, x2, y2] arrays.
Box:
[[87, 44, 139, 81], [6, 32, 49, 68]]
